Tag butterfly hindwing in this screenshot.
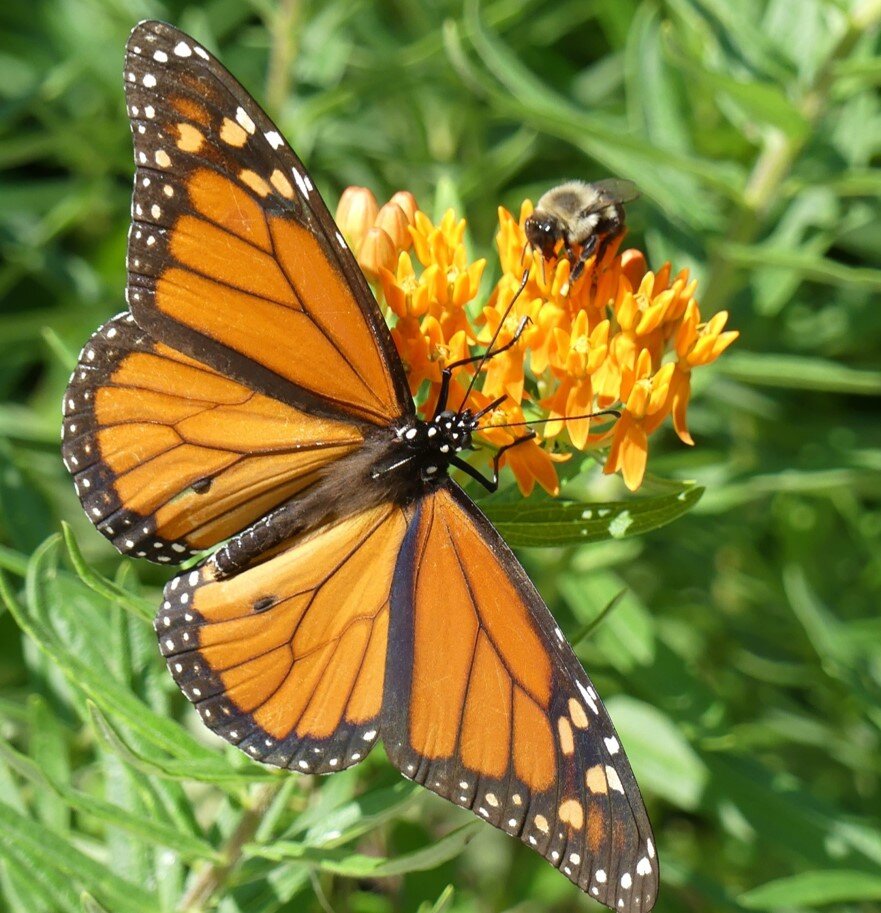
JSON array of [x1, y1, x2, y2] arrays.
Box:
[[383, 483, 658, 912], [157, 502, 410, 771], [123, 20, 411, 427], [62, 312, 365, 562]]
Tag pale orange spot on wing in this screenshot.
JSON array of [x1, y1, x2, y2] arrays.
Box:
[[559, 798, 584, 829], [270, 169, 294, 199], [569, 697, 589, 729], [220, 117, 248, 147], [557, 716, 575, 755], [240, 169, 271, 197], [586, 764, 608, 794], [175, 123, 204, 152]]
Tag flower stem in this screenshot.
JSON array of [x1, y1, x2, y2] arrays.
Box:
[[177, 783, 280, 912], [265, 0, 301, 117]]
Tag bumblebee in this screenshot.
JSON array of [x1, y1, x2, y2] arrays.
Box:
[[524, 178, 638, 281]]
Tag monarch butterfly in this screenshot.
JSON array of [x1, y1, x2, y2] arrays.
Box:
[[61, 20, 658, 911]]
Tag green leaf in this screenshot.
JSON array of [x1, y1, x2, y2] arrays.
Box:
[[484, 483, 703, 546], [246, 821, 482, 877], [0, 738, 222, 863], [719, 352, 881, 395], [740, 870, 881, 908], [0, 802, 158, 913], [61, 524, 154, 622], [88, 702, 276, 785], [605, 696, 709, 810], [2, 538, 224, 766]]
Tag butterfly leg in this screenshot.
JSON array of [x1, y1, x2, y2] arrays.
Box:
[[434, 314, 531, 415], [449, 429, 537, 493]]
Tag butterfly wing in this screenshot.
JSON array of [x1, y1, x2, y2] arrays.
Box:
[[63, 20, 415, 561], [123, 20, 410, 426], [157, 502, 410, 771], [62, 313, 365, 561], [383, 482, 658, 912]]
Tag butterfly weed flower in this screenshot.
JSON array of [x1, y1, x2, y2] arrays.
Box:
[[346, 192, 739, 495]]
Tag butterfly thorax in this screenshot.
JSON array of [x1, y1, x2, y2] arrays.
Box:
[[393, 409, 477, 484]]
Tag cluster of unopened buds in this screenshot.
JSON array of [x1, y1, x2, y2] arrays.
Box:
[[335, 186, 738, 496]]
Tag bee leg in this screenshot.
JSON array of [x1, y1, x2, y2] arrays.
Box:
[[570, 234, 598, 282], [594, 224, 625, 270]]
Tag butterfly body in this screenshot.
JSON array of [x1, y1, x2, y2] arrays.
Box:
[[61, 21, 658, 911]]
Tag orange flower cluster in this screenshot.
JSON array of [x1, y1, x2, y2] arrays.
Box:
[[336, 189, 738, 496]]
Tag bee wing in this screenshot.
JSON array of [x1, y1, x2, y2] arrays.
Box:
[[586, 178, 640, 207]]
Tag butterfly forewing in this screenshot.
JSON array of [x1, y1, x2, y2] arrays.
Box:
[[122, 20, 411, 427], [383, 483, 658, 912]]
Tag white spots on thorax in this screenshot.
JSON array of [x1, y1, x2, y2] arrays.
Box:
[[142, 73, 157, 88], [604, 736, 620, 755], [173, 41, 192, 57], [153, 49, 168, 63]]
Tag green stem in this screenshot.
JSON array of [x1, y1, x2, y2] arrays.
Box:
[[177, 783, 281, 912], [701, 2, 881, 311]]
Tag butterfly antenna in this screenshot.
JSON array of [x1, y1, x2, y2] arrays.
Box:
[[479, 408, 620, 432], [457, 268, 530, 413]]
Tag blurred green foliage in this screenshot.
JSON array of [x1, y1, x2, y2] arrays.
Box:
[[1, 0, 880, 911]]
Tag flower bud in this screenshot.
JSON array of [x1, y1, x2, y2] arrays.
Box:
[[335, 186, 378, 254], [358, 226, 397, 278]]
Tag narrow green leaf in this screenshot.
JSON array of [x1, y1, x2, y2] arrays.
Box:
[[61, 524, 154, 622], [0, 802, 158, 913], [719, 352, 881, 395], [88, 703, 275, 785], [0, 739, 222, 863], [740, 870, 881, 908], [6, 538, 220, 765], [605, 696, 708, 810], [247, 821, 482, 877], [720, 242, 881, 290], [485, 484, 703, 546]]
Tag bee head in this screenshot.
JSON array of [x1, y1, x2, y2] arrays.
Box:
[[524, 211, 563, 259]]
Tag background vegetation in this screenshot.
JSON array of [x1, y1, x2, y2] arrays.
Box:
[[1, 0, 880, 911]]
